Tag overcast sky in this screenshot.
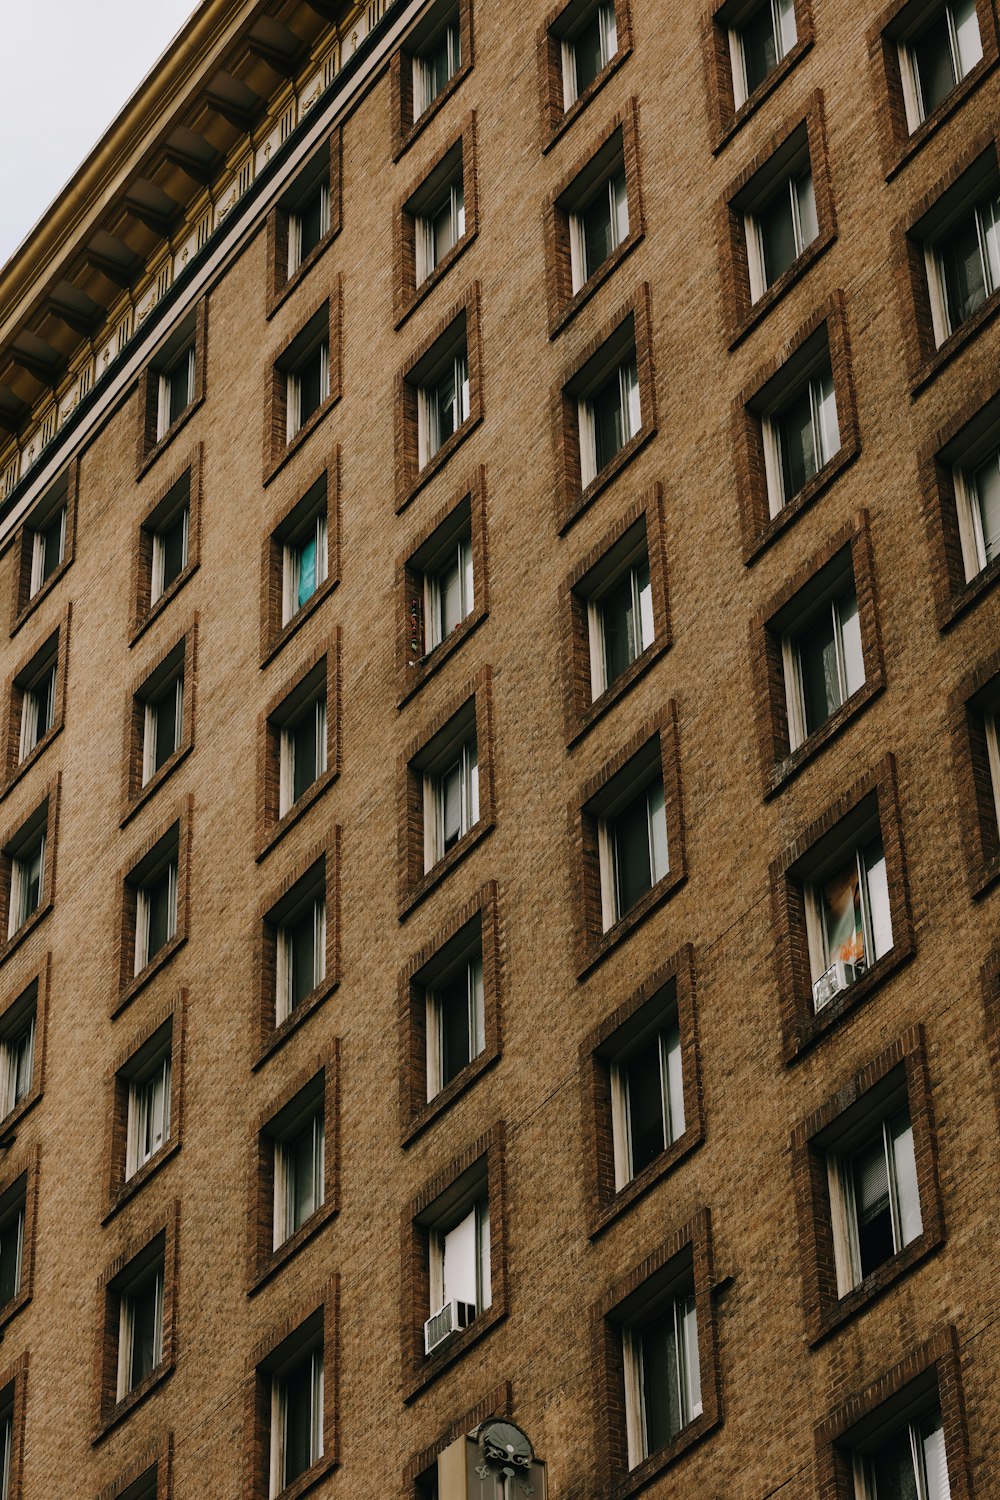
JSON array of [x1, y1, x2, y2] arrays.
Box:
[[0, 1, 202, 269]]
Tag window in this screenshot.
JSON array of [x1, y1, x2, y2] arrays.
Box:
[[422, 528, 474, 660], [559, 299, 652, 518], [426, 949, 484, 1101], [289, 179, 330, 278], [279, 690, 327, 819], [806, 834, 892, 1010], [746, 160, 818, 301], [762, 358, 839, 514], [899, 0, 982, 130], [273, 1106, 324, 1250], [135, 464, 198, 635], [0, 1391, 11, 1500], [783, 579, 864, 750], [588, 543, 652, 700], [133, 852, 178, 977], [286, 340, 330, 443], [599, 777, 667, 930], [150, 495, 189, 608], [276, 892, 326, 1025], [423, 732, 478, 871], [413, 15, 461, 119], [142, 665, 184, 787], [954, 441, 1000, 578], [282, 508, 328, 627], [828, 1107, 922, 1295], [925, 180, 1000, 344], [416, 170, 465, 287], [0, 1188, 24, 1314], [259, 855, 336, 1055], [156, 343, 195, 441], [569, 154, 629, 294], [269, 1345, 324, 1496], [728, 0, 797, 106], [7, 829, 44, 941], [611, 1020, 684, 1192], [854, 1408, 951, 1500], [562, 0, 618, 107], [0, 994, 34, 1122], [270, 304, 337, 468], [418, 347, 469, 468], [250, 1303, 333, 1499], [125, 1043, 171, 1181], [580, 352, 640, 487], [623, 1291, 701, 1467], [265, 473, 335, 656], [14, 637, 57, 764], [26, 505, 66, 600], [116, 1260, 164, 1399], [425, 1197, 491, 1354], [398, 296, 481, 508]]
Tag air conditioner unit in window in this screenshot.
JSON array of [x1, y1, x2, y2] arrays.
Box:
[[812, 958, 860, 1010], [424, 1298, 475, 1355]]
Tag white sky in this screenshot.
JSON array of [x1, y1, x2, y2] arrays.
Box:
[[0, 1, 203, 269]]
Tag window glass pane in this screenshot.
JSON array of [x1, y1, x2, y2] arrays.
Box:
[[613, 793, 653, 916], [798, 607, 840, 735], [954, 0, 983, 73], [758, 183, 798, 286], [130, 1275, 161, 1386], [889, 1109, 923, 1249], [0, 1213, 20, 1305], [795, 172, 818, 248], [288, 1117, 321, 1231], [439, 550, 465, 638], [166, 358, 191, 427], [592, 368, 626, 472], [289, 907, 317, 1008], [613, 170, 629, 245], [441, 760, 463, 850], [600, 570, 640, 686], [816, 368, 839, 465], [296, 536, 317, 611], [640, 1307, 682, 1454], [864, 839, 893, 961], [664, 1022, 685, 1141], [869, 1425, 921, 1500], [298, 187, 326, 262], [625, 1038, 666, 1175], [637, 556, 654, 652], [820, 857, 863, 966], [851, 1132, 894, 1278], [913, 12, 958, 115], [573, 13, 606, 95], [153, 681, 181, 772], [741, 3, 778, 96], [648, 779, 668, 884], [296, 346, 325, 426], [282, 1357, 317, 1482], [160, 509, 187, 591], [777, 0, 797, 51], [442, 1208, 478, 1307], [41, 511, 64, 583], [982, 194, 1000, 296], [438, 966, 473, 1086], [778, 385, 818, 500], [972, 453, 1000, 564], [942, 213, 988, 329], [920, 1414, 951, 1500], [291, 707, 320, 803], [582, 187, 615, 279], [145, 867, 174, 959], [839, 590, 865, 699]]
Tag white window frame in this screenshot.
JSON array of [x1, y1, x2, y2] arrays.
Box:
[[422, 531, 474, 654], [156, 345, 195, 441], [268, 1349, 324, 1498], [273, 1110, 325, 1250], [852, 1410, 950, 1500], [278, 694, 328, 819], [569, 168, 629, 292], [423, 737, 479, 872], [561, 0, 618, 109], [133, 860, 179, 976], [610, 1021, 684, 1190], [428, 1197, 491, 1324], [728, 0, 797, 108], [7, 834, 44, 940], [805, 836, 892, 1007], [781, 584, 864, 751], [150, 503, 189, 606], [288, 181, 331, 277], [125, 1048, 172, 1180], [281, 511, 329, 626], [142, 673, 184, 787], [586, 549, 654, 700], [762, 366, 839, 516], [898, 0, 982, 132], [286, 340, 331, 443], [598, 779, 668, 931], [425, 952, 485, 1100], [116, 1266, 164, 1401], [28, 506, 66, 598], [416, 179, 466, 286], [827, 1107, 922, 1297], [925, 194, 1000, 347], [413, 21, 462, 120], [745, 168, 817, 302], [579, 355, 641, 488], [275, 896, 326, 1025], [417, 352, 470, 468], [0, 1010, 34, 1119], [623, 1292, 702, 1469]]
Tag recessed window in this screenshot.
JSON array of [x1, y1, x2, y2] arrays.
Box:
[[279, 689, 327, 820], [417, 169, 465, 287], [125, 1041, 171, 1181], [269, 1345, 324, 1495], [275, 884, 326, 1027], [289, 179, 330, 278], [0, 1185, 24, 1314], [26, 505, 66, 600], [587, 539, 652, 700], [141, 664, 184, 788], [899, 0, 982, 130], [157, 343, 195, 442], [116, 1259, 164, 1399], [0, 992, 34, 1122], [611, 1017, 684, 1192], [418, 346, 469, 469], [600, 777, 667, 930], [6, 828, 44, 941], [150, 494, 189, 607], [286, 340, 330, 443], [854, 1407, 950, 1499], [581, 351, 639, 488], [423, 727, 478, 872], [782, 572, 864, 751], [413, 12, 462, 119], [806, 834, 892, 1011], [426, 947, 484, 1101], [926, 181, 1000, 344], [0, 1389, 12, 1500], [762, 355, 839, 515], [425, 1194, 490, 1355], [954, 441, 1000, 578], [273, 1104, 324, 1250], [133, 852, 178, 977], [728, 0, 796, 106], [15, 637, 57, 765], [569, 153, 628, 293], [623, 1289, 701, 1468], [746, 156, 817, 301], [828, 1106, 922, 1295], [562, 0, 618, 107], [282, 507, 328, 628], [420, 523, 474, 662]]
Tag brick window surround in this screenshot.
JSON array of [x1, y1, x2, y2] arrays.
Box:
[[404, 1383, 512, 1499], [813, 1326, 973, 1499], [396, 466, 489, 705], [0, 779, 59, 972], [266, 129, 343, 319], [130, 444, 203, 646], [1, 603, 70, 800], [895, 135, 1000, 393], [537, 0, 634, 152], [391, 0, 474, 161], [544, 98, 645, 338], [401, 1121, 507, 1401], [103, 991, 185, 1222], [704, 0, 815, 153], [398, 880, 501, 1144], [395, 113, 479, 327], [245, 1056, 340, 1290], [750, 512, 885, 797], [560, 482, 670, 745], [573, 704, 686, 978], [114, 799, 191, 1019], [0, 1146, 38, 1339], [260, 449, 340, 668], [397, 667, 495, 918], [10, 458, 78, 638], [719, 89, 836, 349], [0, 1353, 28, 1500], [121, 621, 198, 827], [247, 1047, 339, 1294], [553, 283, 657, 535], [263, 289, 342, 485], [252, 835, 340, 1069], [94, 1205, 179, 1441], [242, 1279, 338, 1500], [394, 284, 484, 514], [581, 944, 703, 1238], [868, 0, 999, 181], [918, 376, 1000, 630], [136, 300, 208, 480], [0, 957, 47, 1139], [591, 1208, 721, 1497], [96, 1433, 173, 1500], [950, 644, 1000, 897], [791, 1025, 944, 1346], [770, 754, 915, 1063], [256, 634, 340, 861], [734, 291, 860, 563]]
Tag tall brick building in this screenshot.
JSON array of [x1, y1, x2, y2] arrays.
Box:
[[0, 0, 997, 1493]]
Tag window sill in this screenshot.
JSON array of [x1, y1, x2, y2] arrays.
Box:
[[396, 411, 483, 516], [252, 975, 340, 1072], [783, 941, 915, 1065], [568, 638, 668, 748], [0, 899, 53, 972], [765, 678, 884, 799], [137, 396, 203, 482], [610, 1408, 721, 1498], [911, 287, 1000, 397], [398, 818, 494, 921], [129, 561, 199, 648], [0, 723, 63, 804], [268, 229, 339, 322], [103, 1139, 180, 1224], [0, 1087, 41, 1144], [94, 1359, 174, 1444], [404, 1300, 505, 1403], [728, 229, 835, 352], [401, 1044, 499, 1147], [937, 552, 1000, 632], [743, 441, 860, 566], [397, 230, 478, 330], [548, 231, 643, 340], [398, 605, 487, 707], [0, 1287, 30, 1340], [808, 1231, 944, 1347], [121, 742, 193, 829], [394, 59, 474, 162], [264, 391, 340, 489], [261, 575, 339, 669], [249, 1199, 338, 1296], [883, 56, 997, 182], [256, 768, 339, 863], [970, 850, 1000, 902], [543, 47, 632, 155], [713, 37, 814, 155], [559, 422, 657, 536], [10, 557, 72, 639], [112, 932, 186, 1019], [271, 1452, 337, 1500], [588, 1123, 703, 1240], [578, 865, 686, 980]]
